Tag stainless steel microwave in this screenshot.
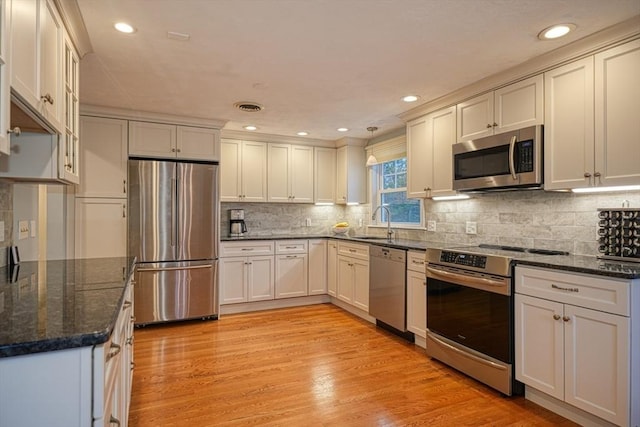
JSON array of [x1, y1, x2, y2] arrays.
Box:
[[453, 125, 543, 192]]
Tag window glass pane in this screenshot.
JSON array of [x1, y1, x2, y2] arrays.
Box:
[[383, 162, 395, 175], [397, 173, 406, 187], [383, 174, 395, 189], [381, 191, 421, 224], [396, 158, 407, 173]]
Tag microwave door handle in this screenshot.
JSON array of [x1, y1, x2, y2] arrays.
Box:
[[508, 135, 517, 181]]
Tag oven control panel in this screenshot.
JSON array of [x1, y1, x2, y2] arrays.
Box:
[[440, 251, 487, 269]]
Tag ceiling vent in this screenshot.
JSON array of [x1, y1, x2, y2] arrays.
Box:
[[234, 102, 264, 112]]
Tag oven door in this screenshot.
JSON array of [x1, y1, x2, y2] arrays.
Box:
[[425, 265, 511, 363]]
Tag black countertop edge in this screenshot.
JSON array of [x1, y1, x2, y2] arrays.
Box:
[[0, 329, 111, 358], [221, 234, 429, 251]]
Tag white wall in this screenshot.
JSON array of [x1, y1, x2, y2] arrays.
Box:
[[12, 184, 39, 261]]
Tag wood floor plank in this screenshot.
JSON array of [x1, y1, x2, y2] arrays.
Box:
[[128, 304, 577, 426]]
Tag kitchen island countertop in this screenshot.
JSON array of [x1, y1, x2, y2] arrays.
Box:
[[0, 257, 135, 358]]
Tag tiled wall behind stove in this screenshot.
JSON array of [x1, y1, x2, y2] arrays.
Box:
[[223, 190, 640, 256], [0, 182, 13, 267]]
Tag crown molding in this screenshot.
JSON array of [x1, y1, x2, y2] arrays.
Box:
[[54, 0, 93, 57], [398, 15, 640, 122], [221, 129, 335, 147], [79, 104, 227, 128]]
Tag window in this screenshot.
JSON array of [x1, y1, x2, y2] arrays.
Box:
[[372, 158, 422, 226]]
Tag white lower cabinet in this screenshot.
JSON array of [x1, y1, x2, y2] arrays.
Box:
[[406, 251, 426, 344], [327, 240, 338, 297], [220, 255, 275, 304], [308, 239, 328, 295], [336, 242, 369, 312], [275, 240, 308, 298], [515, 266, 637, 427]]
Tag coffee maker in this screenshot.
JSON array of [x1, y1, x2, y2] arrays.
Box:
[[229, 209, 247, 236]]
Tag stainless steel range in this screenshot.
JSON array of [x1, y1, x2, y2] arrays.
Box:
[[424, 244, 567, 396]]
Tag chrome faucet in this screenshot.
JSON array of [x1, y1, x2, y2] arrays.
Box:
[[372, 205, 393, 241]]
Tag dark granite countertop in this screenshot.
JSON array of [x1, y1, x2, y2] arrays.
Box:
[[0, 257, 135, 358], [221, 234, 640, 279]]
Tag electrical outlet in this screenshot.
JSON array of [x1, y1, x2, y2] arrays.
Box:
[[358, 218, 363, 227], [427, 220, 436, 232], [305, 218, 311, 227], [466, 221, 477, 235], [18, 220, 29, 240], [30, 220, 36, 237]]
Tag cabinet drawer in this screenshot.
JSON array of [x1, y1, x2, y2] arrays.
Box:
[[220, 241, 275, 257], [275, 240, 308, 254], [407, 251, 426, 273], [515, 266, 630, 316], [337, 242, 369, 260]]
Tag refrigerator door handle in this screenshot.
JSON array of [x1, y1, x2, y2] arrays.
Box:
[[171, 177, 177, 247], [137, 264, 213, 273]]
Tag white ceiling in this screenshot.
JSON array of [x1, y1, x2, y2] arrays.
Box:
[[76, 0, 640, 141]]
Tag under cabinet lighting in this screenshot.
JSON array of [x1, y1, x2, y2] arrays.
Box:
[[315, 202, 334, 206], [571, 185, 640, 194], [432, 194, 471, 201], [337, 128, 349, 132], [114, 22, 136, 33], [346, 202, 359, 206], [297, 131, 309, 136], [243, 125, 257, 131]]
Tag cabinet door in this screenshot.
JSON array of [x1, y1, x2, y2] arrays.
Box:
[[275, 254, 308, 298], [430, 106, 457, 197], [352, 258, 369, 312], [308, 240, 327, 295], [177, 126, 219, 161], [494, 75, 543, 133], [247, 255, 274, 301], [327, 241, 337, 297], [594, 39, 640, 187], [544, 58, 595, 190], [60, 34, 80, 184], [241, 141, 267, 202], [219, 257, 247, 304], [0, 0, 10, 154], [336, 145, 365, 204], [75, 198, 127, 259], [39, 0, 63, 132], [406, 270, 426, 338], [456, 92, 493, 142], [336, 255, 354, 304], [267, 143, 290, 202], [406, 115, 432, 198], [336, 146, 348, 204], [220, 139, 242, 201], [10, 0, 39, 109], [128, 121, 176, 158], [564, 305, 629, 426], [291, 145, 314, 203], [314, 147, 336, 203], [78, 117, 128, 198], [514, 294, 564, 400]]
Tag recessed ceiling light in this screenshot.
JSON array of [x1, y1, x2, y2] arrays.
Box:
[[337, 128, 349, 132], [538, 23, 575, 40], [402, 95, 419, 103], [297, 131, 309, 136], [243, 125, 257, 131], [114, 22, 136, 34]]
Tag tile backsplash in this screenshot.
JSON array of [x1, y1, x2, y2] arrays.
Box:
[[222, 190, 640, 256]]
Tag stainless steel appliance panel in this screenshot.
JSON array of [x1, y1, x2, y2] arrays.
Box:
[[369, 245, 407, 331], [176, 162, 217, 260], [134, 260, 218, 324], [129, 160, 176, 262]]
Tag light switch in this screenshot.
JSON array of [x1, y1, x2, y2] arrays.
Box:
[[427, 220, 436, 232], [18, 220, 29, 240]]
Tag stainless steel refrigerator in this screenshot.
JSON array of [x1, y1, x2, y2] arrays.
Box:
[[128, 159, 219, 325]]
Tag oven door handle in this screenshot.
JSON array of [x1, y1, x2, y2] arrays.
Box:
[[508, 135, 518, 181], [425, 265, 507, 290], [429, 333, 507, 371]]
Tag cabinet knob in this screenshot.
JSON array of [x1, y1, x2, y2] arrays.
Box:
[[109, 415, 121, 426], [6, 127, 21, 136], [177, 148, 181, 153], [562, 316, 570, 322], [584, 172, 592, 178], [553, 314, 561, 320], [486, 124, 493, 129], [492, 122, 498, 127], [41, 93, 54, 105], [172, 148, 176, 152], [594, 172, 601, 177]]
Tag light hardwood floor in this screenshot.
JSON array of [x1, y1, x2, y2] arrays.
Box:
[[129, 303, 576, 427]]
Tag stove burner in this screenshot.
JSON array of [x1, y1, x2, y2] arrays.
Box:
[[478, 244, 569, 256]]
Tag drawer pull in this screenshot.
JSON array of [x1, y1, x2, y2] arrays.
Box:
[[123, 301, 132, 309], [286, 255, 297, 258], [241, 248, 254, 251], [285, 246, 297, 249], [110, 415, 121, 426], [551, 284, 579, 293], [348, 249, 357, 253], [106, 342, 122, 362], [411, 260, 424, 265]]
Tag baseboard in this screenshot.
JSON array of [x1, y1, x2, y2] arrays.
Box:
[[220, 295, 331, 315], [328, 297, 376, 324]]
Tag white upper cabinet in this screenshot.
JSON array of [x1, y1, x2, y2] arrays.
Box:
[[60, 32, 79, 184], [78, 116, 128, 198], [314, 147, 336, 204], [0, 0, 10, 154], [407, 106, 456, 198], [457, 75, 543, 142], [545, 39, 640, 190], [129, 121, 220, 161], [336, 145, 366, 204], [267, 143, 314, 203], [10, 0, 64, 133], [220, 139, 267, 202]]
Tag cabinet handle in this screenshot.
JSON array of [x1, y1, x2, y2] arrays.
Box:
[[286, 255, 297, 258], [172, 148, 176, 152], [285, 246, 297, 249], [41, 93, 54, 105], [241, 248, 254, 251], [131, 361, 136, 371], [177, 148, 181, 153], [109, 415, 121, 426], [486, 124, 493, 129], [348, 249, 356, 253], [106, 342, 122, 363], [584, 172, 592, 178], [123, 180, 127, 193], [122, 204, 126, 218], [6, 126, 21, 136], [553, 314, 561, 320], [411, 260, 424, 265], [562, 316, 571, 322], [126, 336, 134, 345], [594, 172, 601, 178], [551, 284, 579, 293], [123, 300, 132, 309]]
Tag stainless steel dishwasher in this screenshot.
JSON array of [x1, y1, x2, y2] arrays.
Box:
[[369, 245, 407, 332]]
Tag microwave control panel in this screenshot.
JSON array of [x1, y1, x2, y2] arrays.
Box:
[[516, 140, 534, 173]]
